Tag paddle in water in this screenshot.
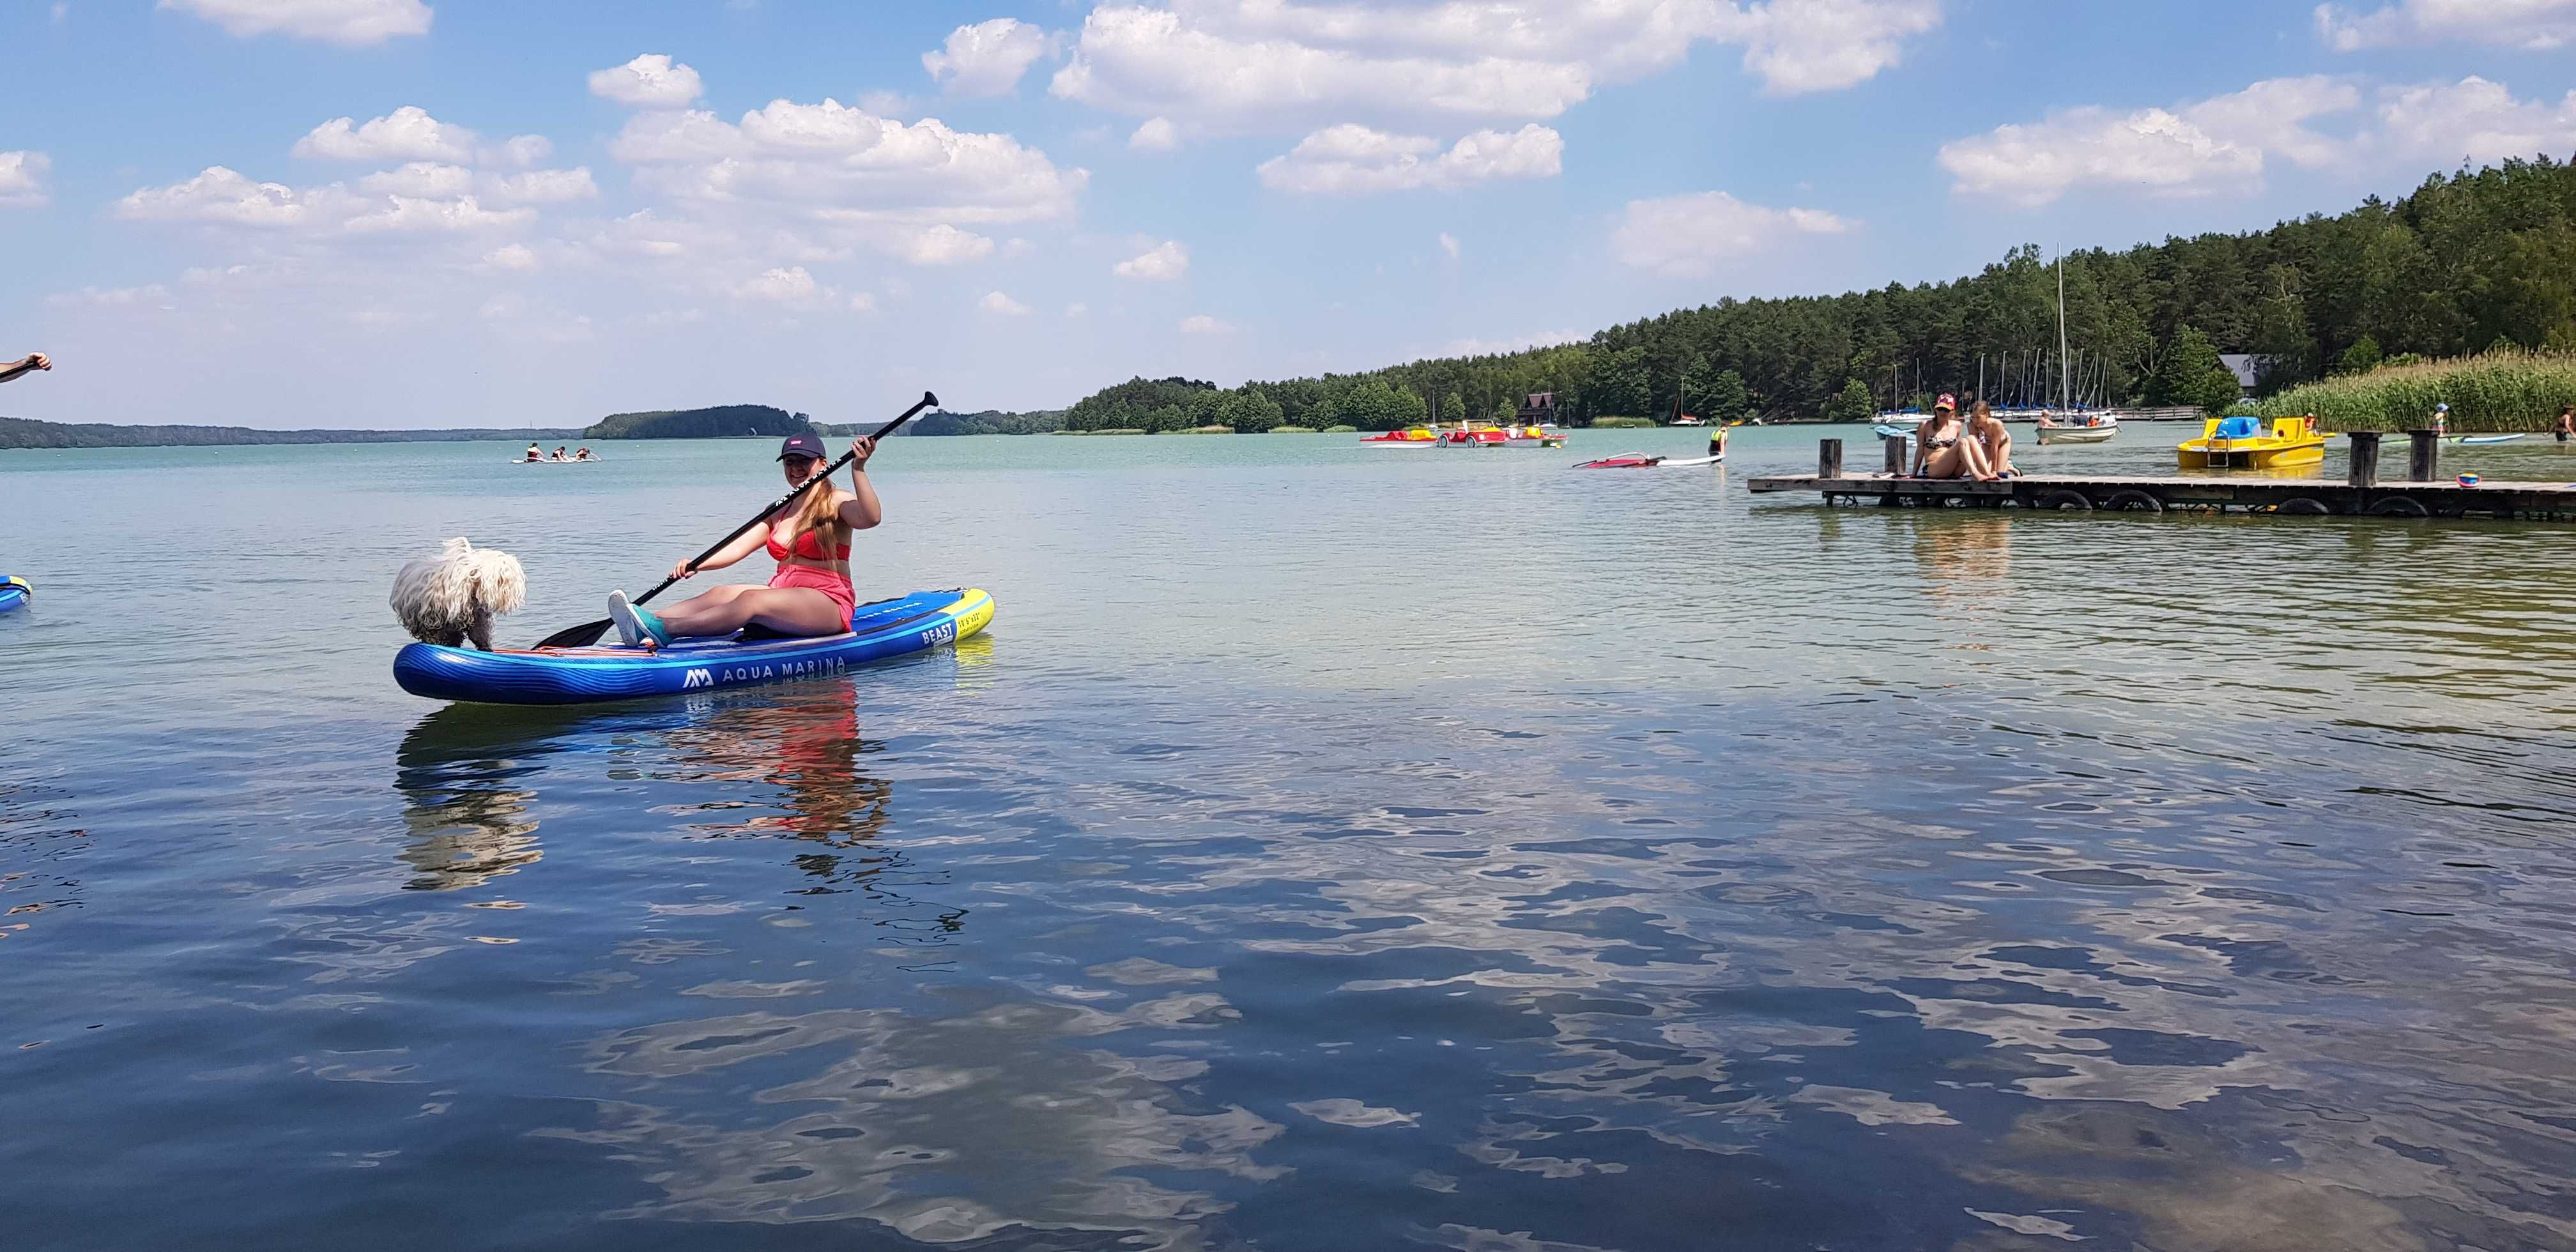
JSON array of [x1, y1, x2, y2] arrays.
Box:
[[532, 392, 939, 649]]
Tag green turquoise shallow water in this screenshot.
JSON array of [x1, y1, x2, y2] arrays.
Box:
[[6, 425, 2576, 1249]]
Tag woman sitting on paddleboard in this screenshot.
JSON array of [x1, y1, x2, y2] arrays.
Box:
[[610, 432, 880, 648]]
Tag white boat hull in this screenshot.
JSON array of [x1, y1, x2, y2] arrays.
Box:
[[2037, 424, 2118, 445]]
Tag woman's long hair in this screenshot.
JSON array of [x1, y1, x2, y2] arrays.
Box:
[[778, 457, 843, 560]]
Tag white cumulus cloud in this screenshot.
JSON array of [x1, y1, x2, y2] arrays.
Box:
[[610, 97, 1087, 228], [1611, 191, 1853, 275], [294, 106, 476, 163], [486, 167, 599, 204], [735, 266, 819, 302], [2317, 0, 2576, 51], [1257, 123, 1562, 195], [1936, 76, 2359, 206], [589, 54, 704, 108], [115, 166, 335, 227], [491, 135, 553, 168], [923, 18, 1051, 96], [0, 151, 52, 208], [1049, 0, 1940, 133], [1129, 116, 1179, 152], [902, 223, 997, 264], [480, 243, 539, 271], [358, 162, 472, 199], [1438, 231, 1460, 259], [980, 291, 1032, 316], [1114, 239, 1190, 280], [345, 195, 533, 234], [1179, 314, 1232, 335], [160, 0, 430, 45], [2372, 75, 2576, 164]]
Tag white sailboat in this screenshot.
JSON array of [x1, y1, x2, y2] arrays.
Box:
[[2034, 252, 2119, 445]]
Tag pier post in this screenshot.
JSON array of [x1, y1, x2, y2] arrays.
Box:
[[2407, 429, 2440, 482], [2347, 431, 2381, 488], [1883, 434, 1906, 475], [1819, 438, 1843, 480]]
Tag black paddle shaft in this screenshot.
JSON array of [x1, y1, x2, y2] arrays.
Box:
[[531, 391, 936, 649]]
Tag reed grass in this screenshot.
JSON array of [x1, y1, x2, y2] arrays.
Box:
[[1591, 416, 1659, 429], [2255, 349, 2576, 432]]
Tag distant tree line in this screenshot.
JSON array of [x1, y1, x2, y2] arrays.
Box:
[[1050, 155, 2576, 431], [831, 408, 1067, 437], [0, 416, 582, 449], [581, 404, 811, 439]]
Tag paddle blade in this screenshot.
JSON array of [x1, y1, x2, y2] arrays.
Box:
[[533, 618, 613, 650]]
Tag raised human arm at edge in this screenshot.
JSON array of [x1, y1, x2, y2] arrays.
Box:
[[0, 353, 51, 383], [836, 437, 884, 531]]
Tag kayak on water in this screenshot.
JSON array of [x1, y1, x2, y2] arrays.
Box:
[[0, 576, 27, 615], [1574, 452, 1724, 469], [2451, 434, 2524, 445], [395, 587, 993, 705]]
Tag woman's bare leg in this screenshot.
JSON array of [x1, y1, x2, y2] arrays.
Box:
[[652, 586, 846, 639]]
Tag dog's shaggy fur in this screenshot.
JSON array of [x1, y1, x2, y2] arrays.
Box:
[[391, 537, 527, 652]]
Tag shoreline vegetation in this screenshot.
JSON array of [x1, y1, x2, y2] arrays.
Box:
[[9, 158, 2575, 451], [2256, 349, 2576, 432]]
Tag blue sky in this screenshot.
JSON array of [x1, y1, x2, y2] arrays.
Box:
[[6, 0, 2574, 429]]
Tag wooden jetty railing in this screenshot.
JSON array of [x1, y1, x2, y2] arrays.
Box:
[[1747, 433, 2576, 520]]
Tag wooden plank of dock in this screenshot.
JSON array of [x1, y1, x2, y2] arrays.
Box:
[[1747, 470, 2576, 518]]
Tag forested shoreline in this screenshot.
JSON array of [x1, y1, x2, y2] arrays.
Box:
[[1058, 157, 2576, 432], [11, 157, 2573, 448]]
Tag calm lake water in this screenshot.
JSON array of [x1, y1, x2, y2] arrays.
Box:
[[7, 424, 2576, 1251]]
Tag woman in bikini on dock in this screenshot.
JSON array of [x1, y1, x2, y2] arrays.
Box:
[[1911, 394, 1990, 480]]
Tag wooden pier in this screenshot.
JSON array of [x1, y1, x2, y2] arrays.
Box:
[[1747, 431, 2576, 520]]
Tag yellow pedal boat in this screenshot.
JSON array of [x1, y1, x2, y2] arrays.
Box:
[[2177, 415, 2326, 470]]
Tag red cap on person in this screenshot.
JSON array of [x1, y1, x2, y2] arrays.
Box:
[[1935, 393, 1956, 411]]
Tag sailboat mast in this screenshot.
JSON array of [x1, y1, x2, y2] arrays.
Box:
[[2056, 252, 2072, 409]]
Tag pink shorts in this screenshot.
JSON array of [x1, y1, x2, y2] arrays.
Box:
[[769, 565, 857, 625]]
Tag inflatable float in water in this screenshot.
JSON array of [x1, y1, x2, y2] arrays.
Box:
[[0, 576, 28, 614], [394, 587, 993, 705]]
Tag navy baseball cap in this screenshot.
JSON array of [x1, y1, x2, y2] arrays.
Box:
[[777, 432, 827, 461]]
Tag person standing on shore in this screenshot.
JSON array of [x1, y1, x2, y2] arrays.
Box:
[[1, 352, 51, 383]]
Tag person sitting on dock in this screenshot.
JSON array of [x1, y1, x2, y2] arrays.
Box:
[[1968, 401, 2018, 478], [1911, 395, 1989, 480], [1, 351, 52, 384]]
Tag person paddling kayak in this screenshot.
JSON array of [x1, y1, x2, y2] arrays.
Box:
[[610, 432, 881, 648], [2, 352, 52, 383]]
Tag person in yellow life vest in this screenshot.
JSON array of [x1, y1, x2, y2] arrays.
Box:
[[1710, 424, 1728, 459]]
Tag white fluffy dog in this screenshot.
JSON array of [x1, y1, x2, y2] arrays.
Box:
[[391, 537, 527, 652]]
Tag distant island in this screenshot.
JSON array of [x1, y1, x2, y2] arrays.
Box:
[[0, 416, 585, 450], [2, 404, 802, 451], [11, 156, 2575, 449]]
